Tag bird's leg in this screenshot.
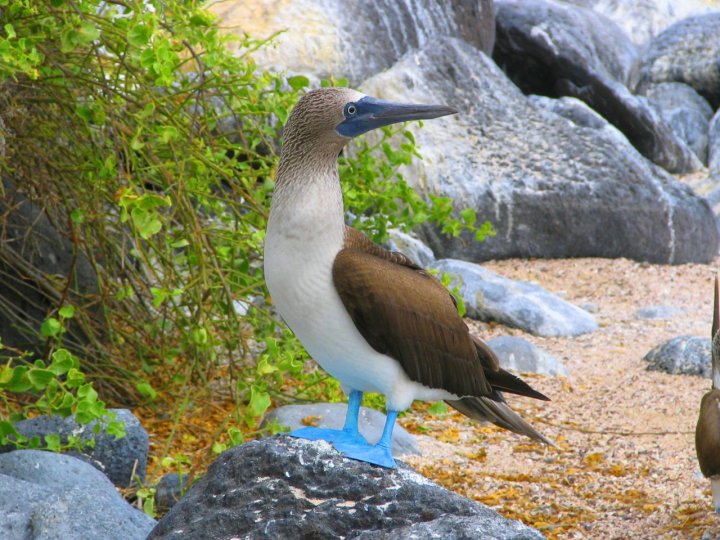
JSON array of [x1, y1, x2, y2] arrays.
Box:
[[335, 410, 398, 469], [712, 477, 720, 513], [289, 390, 369, 446]]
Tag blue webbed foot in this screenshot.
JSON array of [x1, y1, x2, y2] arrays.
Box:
[[290, 426, 369, 447], [335, 441, 396, 469]]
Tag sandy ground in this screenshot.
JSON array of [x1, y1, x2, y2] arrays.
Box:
[[399, 256, 720, 539]]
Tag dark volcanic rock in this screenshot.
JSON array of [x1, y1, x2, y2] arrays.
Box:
[[216, 0, 495, 85], [644, 336, 711, 377], [493, 0, 701, 174], [148, 437, 543, 540], [0, 409, 149, 488], [637, 13, 720, 109], [360, 37, 719, 264], [0, 179, 102, 354], [154, 473, 189, 513], [642, 82, 714, 163]]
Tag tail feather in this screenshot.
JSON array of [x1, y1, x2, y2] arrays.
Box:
[[446, 396, 554, 446]]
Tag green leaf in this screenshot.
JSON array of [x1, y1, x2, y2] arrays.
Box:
[[40, 317, 62, 337], [247, 386, 271, 418], [44, 433, 62, 451], [77, 21, 100, 45], [3, 366, 32, 393], [50, 349, 76, 375], [58, 305, 75, 319], [427, 401, 449, 416], [4, 24, 16, 39], [136, 380, 157, 400], [127, 24, 152, 47], [287, 75, 309, 90], [70, 209, 85, 223], [27, 368, 55, 390]]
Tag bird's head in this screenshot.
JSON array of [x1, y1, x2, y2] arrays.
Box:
[[282, 87, 456, 153]]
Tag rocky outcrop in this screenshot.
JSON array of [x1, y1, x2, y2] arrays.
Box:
[[211, 0, 495, 85], [641, 82, 714, 163], [644, 336, 711, 377], [0, 450, 155, 540], [0, 409, 149, 488], [431, 259, 597, 337], [148, 436, 543, 540], [360, 37, 719, 264], [637, 13, 720, 109], [562, 0, 720, 45], [493, 0, 701, 173]]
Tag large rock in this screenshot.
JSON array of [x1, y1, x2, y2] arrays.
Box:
[[643, 336, 711, 377], [148, 436, 543, 540], [637, 13, 720, 109], [494, 0, 638, 88], [487, 336, 569, 377], [0, 179, 101, 353], [211, 0, 495, 85], [0, 409, 149, 488], [493, 0, 701, 174], [432, 259, 597, 337], [641, 82, 714, 163], [265, 403, 421, 456], [0, 450, 155, 540], [710, 110, 720, 180], [563, 0, 720, 45], [360, 37, 718, 264]]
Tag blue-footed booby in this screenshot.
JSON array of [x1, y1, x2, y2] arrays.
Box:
[[695, 276, 720, 512], [264, 88, 550, 468]]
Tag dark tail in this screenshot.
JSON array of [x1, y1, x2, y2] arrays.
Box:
[[446, 396, 554, 446]]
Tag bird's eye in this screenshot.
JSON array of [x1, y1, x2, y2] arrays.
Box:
[[346, 104, 357, 115]]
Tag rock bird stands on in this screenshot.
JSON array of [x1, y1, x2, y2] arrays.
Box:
[[264, 88, 550, 468], [695, 276, 720, 512]]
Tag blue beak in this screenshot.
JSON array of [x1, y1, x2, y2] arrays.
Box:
[[336, 96, 457, 138]]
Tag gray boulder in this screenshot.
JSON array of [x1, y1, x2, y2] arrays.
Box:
[[360, 37, 719, 263], [0, 179, 101, 354], [487, 336, 569, 377], [635, 305, 683, 320], [642, 82, 715, 163], [0, 408, 149, 488], [265, 403, 420, 456], [431, 259, 597, 337], [0, 450, 155, 540], [494, 0, 638, 87], [637, 13, 720, 108], [528, 95, 609, 130], [155, 473, 189, 513], [212, 0, 495, 85], [493, 0, 701, 174], [644, 335, 711, 377], [148, 436, 543, 540], [386, 228, 436, 267], [562, 0, 720, 45], [710, 110, 720, 180]]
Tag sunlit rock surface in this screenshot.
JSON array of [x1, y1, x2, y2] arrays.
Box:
[[360, 37, 719, 264]]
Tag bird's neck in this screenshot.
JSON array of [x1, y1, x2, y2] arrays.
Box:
[[713, 335, 720, 390], [268, 141, 346, 241]]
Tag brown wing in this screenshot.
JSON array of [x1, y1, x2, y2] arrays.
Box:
[[333, 238, 494, 399], [696, 389, 720, 478]]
